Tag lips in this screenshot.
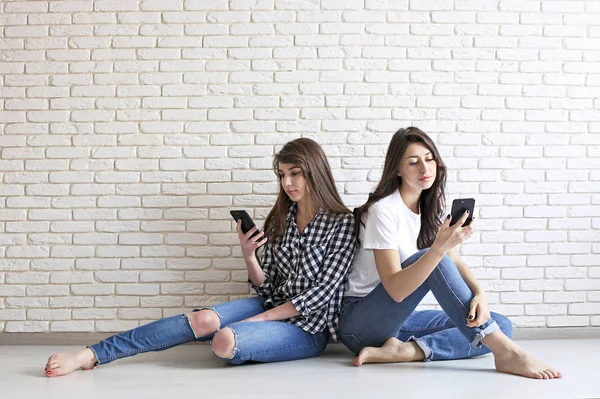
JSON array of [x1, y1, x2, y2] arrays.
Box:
[[286, 190, 297, 195], [419, 177, 431, 182]]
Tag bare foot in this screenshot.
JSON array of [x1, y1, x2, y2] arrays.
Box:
[[352, 337, 425, 367], [45, 348, 97, 377], [494, 348, 562, 380]]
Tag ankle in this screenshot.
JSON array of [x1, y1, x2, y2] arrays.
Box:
[[81, 348, 98, 366]]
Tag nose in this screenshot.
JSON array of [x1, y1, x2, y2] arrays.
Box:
[[283, 176, 292, 186]]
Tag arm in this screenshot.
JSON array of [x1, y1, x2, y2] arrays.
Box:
[[375, 211, 474, 303], [375, 246, 445, 303], [247, 240, 276, 297], [236, 221, 274, 296], [291, 215, 356, 317], [243, 301, 300, 322]]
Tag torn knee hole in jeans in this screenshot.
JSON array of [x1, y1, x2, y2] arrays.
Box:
[[184, 308, 221, 339], [211, 328, 237, 360]]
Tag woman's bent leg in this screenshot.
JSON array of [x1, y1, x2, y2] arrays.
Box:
[[211, 321, 328, 365], [338, 249, 431, 355], [413, 253, 501, 350], [396, 310, 513, 361]]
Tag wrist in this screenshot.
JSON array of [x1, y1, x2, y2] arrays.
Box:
[[428, 244, 447, 257], [244, 252, 258, 264], [255, 312, 268, 322]]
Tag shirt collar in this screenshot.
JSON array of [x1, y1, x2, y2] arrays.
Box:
[[285, 203, 325, 222]]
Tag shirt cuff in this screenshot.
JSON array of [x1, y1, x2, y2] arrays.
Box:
[[291, 294, 311, 317]]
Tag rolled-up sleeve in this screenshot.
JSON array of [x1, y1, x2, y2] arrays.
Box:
[[249, 242, 276, 298], [291, 215, 356, 317]]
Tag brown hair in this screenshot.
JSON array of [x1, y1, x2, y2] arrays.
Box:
[[354, 127, 447, 249], [263, 138, 351, 242]]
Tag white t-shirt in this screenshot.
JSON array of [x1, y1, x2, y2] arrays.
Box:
[[345, 190, 421, 297]]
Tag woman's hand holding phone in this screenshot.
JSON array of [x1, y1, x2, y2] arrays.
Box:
[[431, 211, 475, 255], [236, 220, 267, 260]]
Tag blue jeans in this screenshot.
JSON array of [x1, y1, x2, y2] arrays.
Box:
[[339, 249, 513, 361], [89, 297, 328, 365]]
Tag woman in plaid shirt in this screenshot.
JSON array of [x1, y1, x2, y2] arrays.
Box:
[[45, 138, 356, 376]]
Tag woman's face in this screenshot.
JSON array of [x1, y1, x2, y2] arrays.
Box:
[[398, 142, 437, 193], [278, 162, 308, 203]]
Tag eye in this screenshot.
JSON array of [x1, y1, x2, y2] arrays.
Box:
[[291, 172, 300, 177], [426, 158, 435, 162]]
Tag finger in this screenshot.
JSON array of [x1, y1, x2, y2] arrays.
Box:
[[235, 220, 242, 233], [441, 214, 452, 230], [244, 226, 258, 239], [465, 218, 476, 235], [468, 301, 477, 322], [248, 230, 265, 244], [471, 315, 484, 328], [252, 237, 268, 249], [457, 210, 470, 226]]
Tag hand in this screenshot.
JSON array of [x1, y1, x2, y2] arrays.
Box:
[[236, 220, 267, 260], [431, 211, 475, 254], [467, 293, 491, 328]]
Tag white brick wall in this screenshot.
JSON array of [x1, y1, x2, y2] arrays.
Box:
[[0, 0, 599, 332]]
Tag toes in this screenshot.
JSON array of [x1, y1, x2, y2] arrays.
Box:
[[555, 371, 563, 378], [535, 372, 544, 379], [549, 369, 560, 378], [541, 370, 552, 379]]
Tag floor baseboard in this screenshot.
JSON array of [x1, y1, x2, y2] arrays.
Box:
[[0, 328, 599, 345]]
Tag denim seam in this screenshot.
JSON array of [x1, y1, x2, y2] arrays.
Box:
[[398, 325, 452, 333], [97, 313, 199, 364], [432, 262, 470, 317]]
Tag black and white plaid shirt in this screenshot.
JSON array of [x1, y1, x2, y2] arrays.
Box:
[[250, 203, 356, 341]]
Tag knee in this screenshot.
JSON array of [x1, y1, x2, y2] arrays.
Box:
[[437, 254, 456, 271], [211, 327, 236, 359], [185, 309, 220, 337], [492, 312, 513, 339]]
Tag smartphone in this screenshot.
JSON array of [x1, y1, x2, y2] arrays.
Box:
[[449, 198, 475, 227], [230, 210, 260, 238]]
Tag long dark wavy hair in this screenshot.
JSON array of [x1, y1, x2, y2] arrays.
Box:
[[354, 127, 447, 249], [263, 138, 351, 243]]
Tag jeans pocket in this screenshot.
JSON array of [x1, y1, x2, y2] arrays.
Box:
[[340, 333, 366, 355]]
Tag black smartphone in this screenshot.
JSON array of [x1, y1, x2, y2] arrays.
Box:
[[230, 210, 260, 238], [449, 198, 475, 227]]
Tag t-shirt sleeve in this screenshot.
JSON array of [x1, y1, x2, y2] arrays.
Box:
[[362, 202, 398, 250]]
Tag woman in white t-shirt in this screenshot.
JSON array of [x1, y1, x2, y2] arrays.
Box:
[[339, 127, 561, 380]]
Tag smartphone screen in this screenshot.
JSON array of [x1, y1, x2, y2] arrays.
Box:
[[449, 198, 475, 227], [230, 210, 260, 238]]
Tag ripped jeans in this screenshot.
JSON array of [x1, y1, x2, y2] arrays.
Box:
[[89, 297, 328, 366], [339, 249, 513, 361]]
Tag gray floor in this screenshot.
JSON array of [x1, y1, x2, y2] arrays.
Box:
[[2, 339, 599, 399]]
